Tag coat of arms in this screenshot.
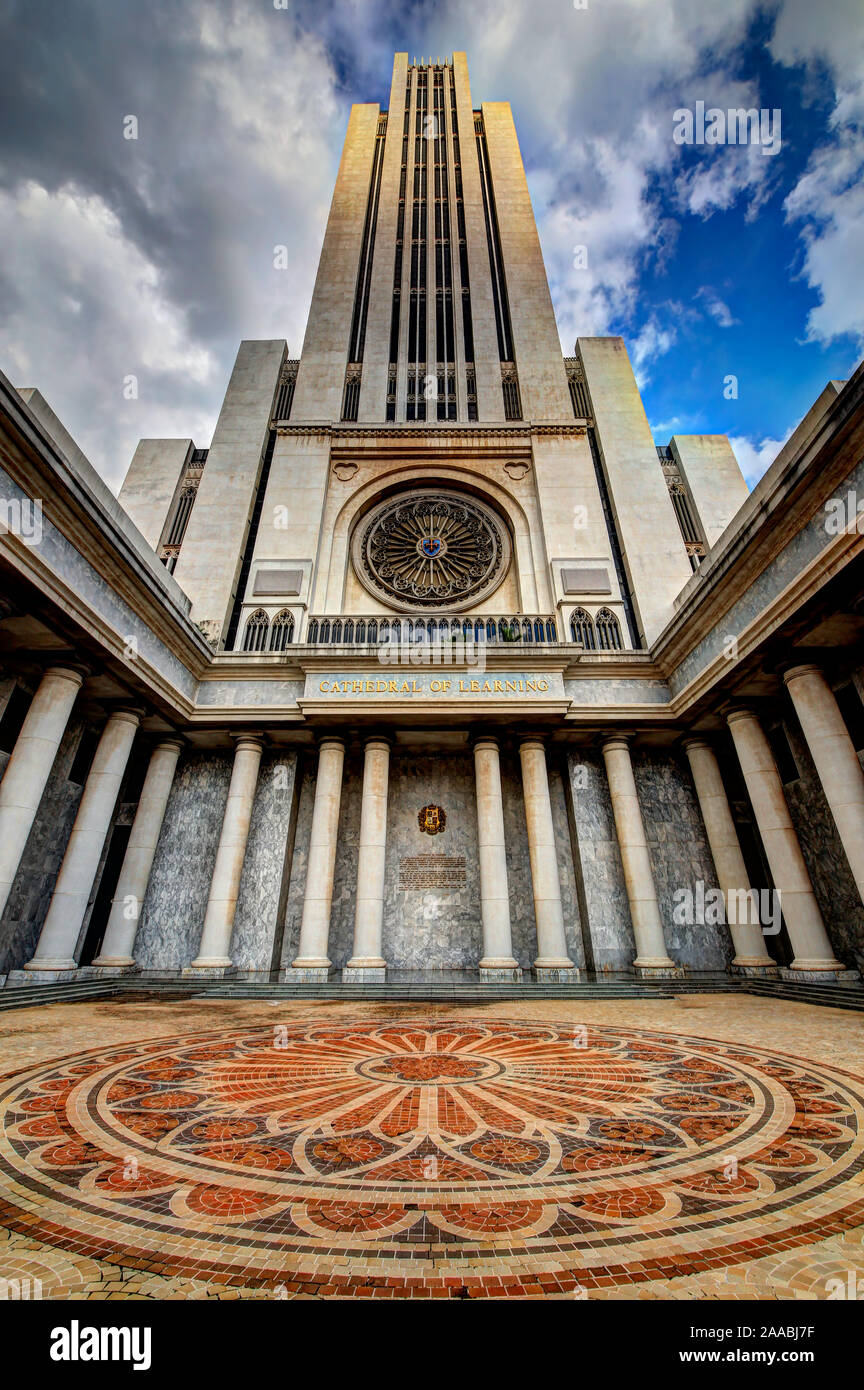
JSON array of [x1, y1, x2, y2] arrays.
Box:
[[418, 804, 446, 835]]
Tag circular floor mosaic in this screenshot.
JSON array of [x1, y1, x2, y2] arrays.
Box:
[[1, 1018, 863, 1297]]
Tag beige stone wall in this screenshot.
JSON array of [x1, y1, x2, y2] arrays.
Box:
[[481, 103, 572, 421], [291, 104, 380, 424], [579, 337, 693, 645], [173, 339, 285, 642], [670, 434, 749, 549], [118, 439, 193, 552]]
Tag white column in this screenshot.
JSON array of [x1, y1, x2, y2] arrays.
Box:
[[683, 737, 776, 973], [190, 734, 263, 972], [292, 737, 345, 979], [0, 666, 83, 920], [474, 737, 520, 978], [726, 707, 844, 975], [519, 738, 575, 978], [25, 709, 141, 974], [783, 665, 864, 909], [602, 735, 679, 976], [92, 738, 184, 971], [345, 736, 390, 981]]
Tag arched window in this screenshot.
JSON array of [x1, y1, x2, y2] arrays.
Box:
[[269, 610, 294, 652], [596, 607, 623, 651], [570, 607, 596, 649], [545, 618, 558, 642], [243, 609, 269, 653], [331, 619, 343, 644], [355, 619, 366, 645], [343, 619, 354, 644], [307, 618, 319, 643]]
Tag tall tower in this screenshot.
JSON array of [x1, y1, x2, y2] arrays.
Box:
[[119, 52, 746, 655]]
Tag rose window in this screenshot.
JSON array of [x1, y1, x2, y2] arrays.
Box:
[[351, 489, 510, 610]]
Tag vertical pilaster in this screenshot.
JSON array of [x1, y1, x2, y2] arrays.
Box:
[[474, 737, 520, 979], [726, 708, 846, 977], [0, 666, 84, 920], [783, 665, 864, 911], [519, 738, 575, 980], [601, 736, 681, 977], [683, 737, 777, 973], [24, 709, 141, 976], [189, 735, 263, 975], [92, 738, 184, 971], [345, 736, 391, 981], [291, 738, 346, 980]]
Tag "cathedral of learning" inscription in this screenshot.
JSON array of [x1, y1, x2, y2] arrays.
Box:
[[316, 677, 551, 695]]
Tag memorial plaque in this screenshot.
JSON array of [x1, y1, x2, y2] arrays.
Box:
[[399, 854, 467, 891]]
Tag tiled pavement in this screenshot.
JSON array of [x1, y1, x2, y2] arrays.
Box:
[[0, 994, 862, 1300]]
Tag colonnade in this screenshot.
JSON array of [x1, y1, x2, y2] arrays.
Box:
[[2, 661, 862, 981]]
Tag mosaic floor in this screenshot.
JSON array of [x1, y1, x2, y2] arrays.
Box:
[[0, 996, 862, 1299]]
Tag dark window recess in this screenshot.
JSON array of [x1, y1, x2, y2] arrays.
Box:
[[166, 487, 196, 547], [273, 366, 297, 421], [120, 747, 150, 805], [475, 114, 514, 362], [341, 367, 361, 422], [347, 119, 387, 365], [835, 682, 864, 753], [586, 427, 642, 649], [0, 684, 31, 754], [501, 365, 522, 421], [767, 722, 799, 784], [79, 824, 132, 966], [69, 728, 101, 785], [224, 430, 277, 652]]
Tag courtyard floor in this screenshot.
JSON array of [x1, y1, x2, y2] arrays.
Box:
[[0, 993, 862, 1300]]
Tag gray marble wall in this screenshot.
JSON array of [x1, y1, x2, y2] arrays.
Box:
[[134, 751, 232, 970], [632, 749, 732, 971], [565, 749, 635, 971], [232, 751, 299, 972], [0, 707, 87, 974]]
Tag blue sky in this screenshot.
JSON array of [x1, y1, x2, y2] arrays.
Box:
[[0, 0, 862, 488]]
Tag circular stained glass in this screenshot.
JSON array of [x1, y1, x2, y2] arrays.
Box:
[[351, 489, 511, 611]]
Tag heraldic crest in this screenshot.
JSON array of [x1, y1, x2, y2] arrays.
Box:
[[418, 804, 446, 835]]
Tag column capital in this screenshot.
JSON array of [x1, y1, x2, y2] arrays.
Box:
[[108, 707, 144, 729], [471, 731, 501, 752], [153, 735, 186, 753], [725, 706, 759, 728], [781, 663, 824, 686], [231, 731, 265, 752], [681, 733, 713, 754], [315, 734, 346, 752], [42, 664, 87, 688], [600, 733, 631, 754], [362, 730, 392, 750]]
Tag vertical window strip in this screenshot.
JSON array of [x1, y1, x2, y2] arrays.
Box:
[[474, 114, 514, 362], [347, 117, 387, 365], [407, 69, 428, 421], [224, 429, 278, 651], [450, 69, 476, 404], [586, 426, 642, 649]]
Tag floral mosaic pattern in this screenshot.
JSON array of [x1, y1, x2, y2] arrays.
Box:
[[1, 1018, 863, 1298]]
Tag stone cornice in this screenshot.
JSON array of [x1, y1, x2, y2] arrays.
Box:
[[274, 420, 589, 439]]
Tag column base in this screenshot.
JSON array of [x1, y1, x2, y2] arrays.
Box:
[[342, 965, 386, 983], [183, 961, 235, 979], [8, 965, 79, 985], [533, 961, 579, 983], [480, 962, 523, 982], [633, 958, 685, 979], [780, 964, 860, 983], [89, 957, 139, 976], [285, 966, 332, 983], [731, 959, 780, 978]]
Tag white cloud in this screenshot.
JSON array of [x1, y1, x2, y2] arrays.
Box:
[[728, 432, 792, 487]]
